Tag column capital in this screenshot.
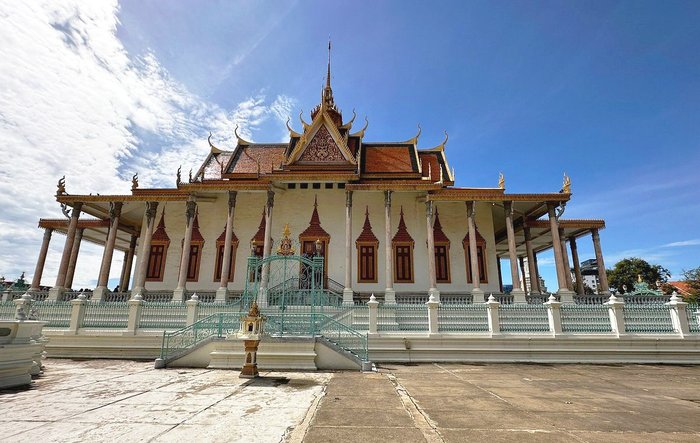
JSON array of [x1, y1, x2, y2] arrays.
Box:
[[591, 228, 600, 241], [503, 200, 514, 215], [466, 200, 476, 218], [145, 201, 159, 220], [384, 190, 392, 207], [345, 190, 353, 208], [109, 201, 123, 220], [425, 200, 434, 218], [228, 190, 237, 209], [71, 201, 84, 214], [266, 190, 275, 208], [185, 199, 197, 222]]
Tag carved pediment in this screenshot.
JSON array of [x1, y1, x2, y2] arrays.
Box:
[[298, 125, 346, 163]]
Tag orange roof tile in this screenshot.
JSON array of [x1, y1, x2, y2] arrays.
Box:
[[228, 145, 286, 175], [363, 145, 416, 174]]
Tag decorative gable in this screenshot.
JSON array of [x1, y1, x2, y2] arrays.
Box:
[[298, 125, 346, 163]]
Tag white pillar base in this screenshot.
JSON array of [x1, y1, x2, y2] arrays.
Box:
[[557, 288, 576, 304], [428, 288, 440, 303], [48, 286, 65, 302], [215, 287, 228, 304], [384, 288, 396, 305], [511, 288, 527, 304], [92, 286, 108, 303], [172, 288, 186, 303], [471, 288, 485, 303], [131, 286, 146, 299], [342, 288, 355, 305]]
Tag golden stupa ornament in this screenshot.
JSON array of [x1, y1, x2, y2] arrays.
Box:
[[276, 223, 295, 256], [562, 173, 571, 194], [498, 172, 505, 190]]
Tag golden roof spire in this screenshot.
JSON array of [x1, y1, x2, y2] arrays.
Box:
[[323, 38, 334, 108]]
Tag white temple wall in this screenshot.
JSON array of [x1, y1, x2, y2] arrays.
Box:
[[144, 189, 501, 294]]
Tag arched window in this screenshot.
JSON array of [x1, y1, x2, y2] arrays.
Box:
[[214, 226, 238, 281], [392, 207, 414, 283], [432, 208, 451, 283], [463, 226, 488, 284], [356, 207, 379, 283], [185, 214, 204, 282], [146, 211, 169, 282]]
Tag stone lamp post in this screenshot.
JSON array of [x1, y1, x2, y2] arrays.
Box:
[[237, 301, 265, 378]]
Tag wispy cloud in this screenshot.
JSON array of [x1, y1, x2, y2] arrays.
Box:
[[661, 239, 700, 248], [0, 1, 293, 287]]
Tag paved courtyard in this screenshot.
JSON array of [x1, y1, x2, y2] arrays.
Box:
[[1, 360, 699, 442]]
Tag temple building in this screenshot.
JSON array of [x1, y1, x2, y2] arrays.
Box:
[[28, 50, 610, 305]]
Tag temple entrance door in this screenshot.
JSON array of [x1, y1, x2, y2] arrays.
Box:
[[302, 240, 327, 288]]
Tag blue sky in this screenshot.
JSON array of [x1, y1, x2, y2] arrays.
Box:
[[1, 1, 698, 289]]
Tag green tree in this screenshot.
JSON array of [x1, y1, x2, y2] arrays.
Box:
[[606, 257, 671, 294], [681, 267, 700, 302]]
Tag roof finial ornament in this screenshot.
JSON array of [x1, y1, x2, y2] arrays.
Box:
[[176, 166, 182, 185], [498, 172, 505, 190], [208, 131, 222, 153], [286, 116, 301, 137], [322, 37, 334, 108], [56, 176, 66, 196], [299, 110, 310, 130], [407, 124, 422, 144], [562, 173, 571, 194], [131, 173, 139, 191]]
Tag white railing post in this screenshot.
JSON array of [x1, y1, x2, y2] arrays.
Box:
[[605, 294, 625, 338], [666, 292, 690, 338], [486, 294, 500, 336], [186, 293, 200, 326], [426, 294, 440, 335], [367, 294, 379, 335], [127, 296, 144, 335], [544, 294, 563, 336], [69, 295, 88, 334]]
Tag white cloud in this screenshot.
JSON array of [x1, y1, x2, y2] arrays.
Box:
[[0, 1, 293, 287], [662, 239, 700, 248]]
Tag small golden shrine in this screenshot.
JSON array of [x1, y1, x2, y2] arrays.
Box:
[[238, 301, 265, 378], [276, 223, 295, 256]]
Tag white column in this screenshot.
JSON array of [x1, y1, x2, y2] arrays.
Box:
[[544, 294, 562, 336], [93, 202, 123, 301], [426, 294, 439, 335], [257, 190, 274, 307], [64, 228, 84, 290], [132, 201, 159, 297], [120, 235, 137, 291], [666, 292, 690, 338], [570, 236, 584, 295], [523, 227, 540, 295], [591, 229, 610, 295], [173, 199, 197, 302], [466, 201, 484, 301], [426, 200, 439, 301], [343, 190, 354, 304], [547, 203, 574, 302], [30, 228, 53, 291], [383, 190, 395, 304], [559, 228, 574, 291], [49, 202, 83, 301], [504, 201, 525, 303], [216, 191, 237, 303]]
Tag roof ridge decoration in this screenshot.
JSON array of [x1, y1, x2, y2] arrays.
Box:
[[208, 132, 223, 154], [286, 111, 357, 166], [299, 195, 330, 240], [234, 125, 253, 146], [392, 206, 414, 244], [433, 207, 449, 243], [356, 206, 379, 244]]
